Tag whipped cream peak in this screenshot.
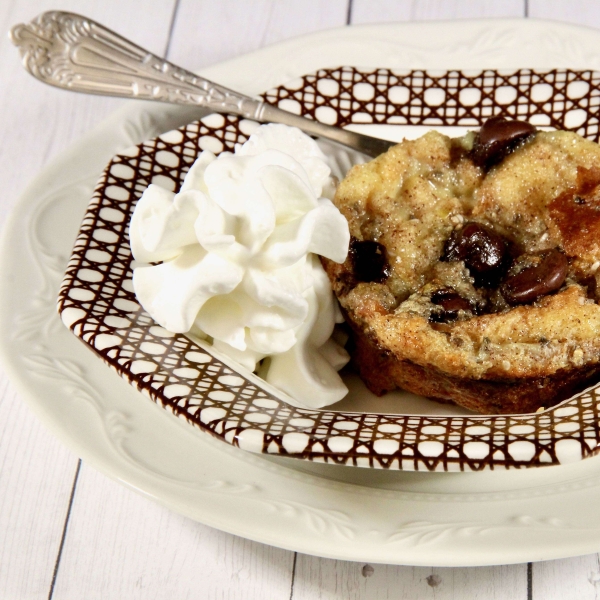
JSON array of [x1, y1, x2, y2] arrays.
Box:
[[130, 123, 350, 408], [235, 123, 331, 197]]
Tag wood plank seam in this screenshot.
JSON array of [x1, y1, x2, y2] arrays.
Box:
[[165, 0, 182, 59], [47, 459, 81, 600], [289, 552, 298, 600], [46, 4, 182, 596]]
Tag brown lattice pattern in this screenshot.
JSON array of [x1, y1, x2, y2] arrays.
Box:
[[263, 68, 600, 140]]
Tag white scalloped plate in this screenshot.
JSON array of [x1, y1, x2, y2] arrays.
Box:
[[5, 19, 600, 565]]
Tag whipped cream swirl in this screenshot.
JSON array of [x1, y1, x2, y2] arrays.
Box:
[[129, 124, 350, 408]]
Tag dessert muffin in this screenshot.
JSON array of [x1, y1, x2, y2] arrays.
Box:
[[323, 117, 600, 414]]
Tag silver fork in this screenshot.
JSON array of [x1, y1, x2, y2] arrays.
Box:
[[10, 11, 395, 158]]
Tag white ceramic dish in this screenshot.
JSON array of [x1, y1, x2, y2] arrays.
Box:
[[5, 19, 600, 564]]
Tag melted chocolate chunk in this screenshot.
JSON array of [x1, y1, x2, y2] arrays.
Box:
[[449, 140, 469, 166], [472, 116, 536, 169], [581, 277, 599, 300], [443, 222, 509, 286], [429, 312, 455, 324], [582, 275, 598, 300], [431, 288, 475, 320], [349, 237, 390, 283], [501, 249, 568, 305]]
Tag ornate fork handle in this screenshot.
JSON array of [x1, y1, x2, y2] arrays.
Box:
[[10, 11, 394, 157]]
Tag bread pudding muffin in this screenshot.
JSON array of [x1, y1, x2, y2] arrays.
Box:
[[323, 117, 600, 414]]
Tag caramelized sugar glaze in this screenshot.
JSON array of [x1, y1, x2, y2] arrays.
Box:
[[323, 118, 600, 414]]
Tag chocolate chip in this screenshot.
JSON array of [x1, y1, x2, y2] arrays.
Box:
[[472, 116, 536, 169], [429, 312, 456, 324], [443, 222, 509, 286], [349, 237, 390, 283], [431, 289, 473, 312], [501, 249, 568, 305], [583, 275, 598, 300], [430, 289, 474, 323], [449, 140, 469, 166]]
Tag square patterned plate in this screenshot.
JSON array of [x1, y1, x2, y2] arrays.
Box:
[[58, 66, 600, 471]]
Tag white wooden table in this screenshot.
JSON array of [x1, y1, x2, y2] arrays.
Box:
[[3, 1, 600, 598]]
